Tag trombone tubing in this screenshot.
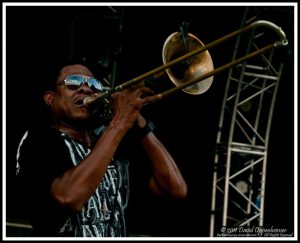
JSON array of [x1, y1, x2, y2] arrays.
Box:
[[116, 20, 287, 92], [85, 20, 288, 106]]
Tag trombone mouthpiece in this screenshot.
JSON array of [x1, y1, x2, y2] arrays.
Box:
[[83, 96, 95, 107], [83, 88, 112, 107]]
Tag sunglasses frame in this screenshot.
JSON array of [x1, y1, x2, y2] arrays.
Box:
[[57, 75, 104, 93]]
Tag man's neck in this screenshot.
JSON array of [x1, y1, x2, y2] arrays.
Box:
[[54, 121, 92, 147]]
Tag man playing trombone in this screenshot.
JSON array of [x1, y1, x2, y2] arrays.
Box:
[[15, 63, 187, 237]]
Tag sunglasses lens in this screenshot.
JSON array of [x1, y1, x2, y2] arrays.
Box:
[[87, 78, 103, 92], [65, 75, 84, 87]]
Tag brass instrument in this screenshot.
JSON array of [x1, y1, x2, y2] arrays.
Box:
[[84, 20, 288, 107]]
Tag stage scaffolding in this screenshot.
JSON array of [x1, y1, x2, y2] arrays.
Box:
[[209, 7, 286, 236]]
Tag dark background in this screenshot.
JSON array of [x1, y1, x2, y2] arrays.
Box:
[[5, 5, 295, 237]]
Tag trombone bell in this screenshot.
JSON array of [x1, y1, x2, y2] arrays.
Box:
[[162, 32, 214, 95]]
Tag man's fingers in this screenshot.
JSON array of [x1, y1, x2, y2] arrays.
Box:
[[142, 93, 162, 105]]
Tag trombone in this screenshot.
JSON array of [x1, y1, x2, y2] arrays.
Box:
[[84, 20, 288, 107]]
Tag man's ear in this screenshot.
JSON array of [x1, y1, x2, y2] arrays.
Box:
[[44, 91, 54, 106]]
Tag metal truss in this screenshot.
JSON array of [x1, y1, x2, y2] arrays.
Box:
[[209, 7, 285, 236]]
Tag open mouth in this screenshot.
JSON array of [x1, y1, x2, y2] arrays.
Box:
[[74, 99, 85, 107]]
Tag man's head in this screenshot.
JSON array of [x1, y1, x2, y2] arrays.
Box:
[[44, 64, 104, 129]]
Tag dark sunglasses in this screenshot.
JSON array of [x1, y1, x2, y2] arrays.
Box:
[[57, 75, 104, 93]]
